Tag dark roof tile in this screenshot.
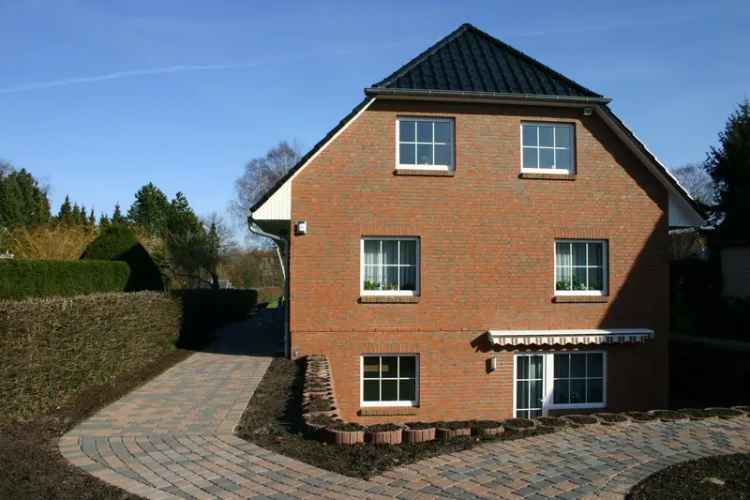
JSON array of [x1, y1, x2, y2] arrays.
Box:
[[370, 23, 602, 99]]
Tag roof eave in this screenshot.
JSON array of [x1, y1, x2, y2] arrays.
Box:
[[365, 87, 612, 105]]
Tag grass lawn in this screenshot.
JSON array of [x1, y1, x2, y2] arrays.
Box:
[[0, 349, 191, 500], [628, 453, 750, 500], [235, 357, 554, 479]]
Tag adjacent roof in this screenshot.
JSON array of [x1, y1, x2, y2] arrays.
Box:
[[367, 23, 606, 101]]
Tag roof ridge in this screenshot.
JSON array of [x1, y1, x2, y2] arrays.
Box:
[[462, 23, 602, 98], [370, 23, 473, 88]]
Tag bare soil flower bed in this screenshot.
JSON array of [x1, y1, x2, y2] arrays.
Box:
[[628, 453, 750, 500], [649, 410, 689, 422], [562, 414, 599, 426], [235, 358, 552, 478], [594, 413, 630, 425]]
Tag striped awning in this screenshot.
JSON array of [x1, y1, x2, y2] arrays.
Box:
[[487, 328, 654, 347]]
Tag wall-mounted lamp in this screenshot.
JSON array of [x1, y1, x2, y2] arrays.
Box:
[[295, 220, 308, 235], [583, 107, 593, 117], [486, 356, 497, 373]]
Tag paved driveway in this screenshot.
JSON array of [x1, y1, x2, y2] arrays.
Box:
[[61, 316, 750, 499]]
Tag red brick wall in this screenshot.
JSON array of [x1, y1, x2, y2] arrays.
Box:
[[288, 99, 670, 422]]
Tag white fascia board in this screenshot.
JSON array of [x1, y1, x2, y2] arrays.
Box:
[[251, 97, 377, 221]]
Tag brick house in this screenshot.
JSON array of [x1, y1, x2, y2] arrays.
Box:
[[249, 24, 704, 422]]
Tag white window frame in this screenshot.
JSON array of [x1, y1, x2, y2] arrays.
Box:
[[360, 354, 419, 407], [520, 122, 576, 175], [360, 237, 420, 296], [512, 351, 607, 417], [396, 117, 454, 171], [554, 239, 608, 296]]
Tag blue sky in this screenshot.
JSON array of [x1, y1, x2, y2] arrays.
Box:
[[1, 0, 748, 230]]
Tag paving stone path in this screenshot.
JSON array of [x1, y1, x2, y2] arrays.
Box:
[[61, 317, 750, 499]]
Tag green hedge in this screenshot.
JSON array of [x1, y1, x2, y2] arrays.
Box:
[[0, 292, 181, 422], [172, 288, 258, 348], [0, 289, 259, 422], [81, 225, 164, 291], [0, 259, 130, 300]]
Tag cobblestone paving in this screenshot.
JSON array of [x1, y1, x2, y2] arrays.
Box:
[[61, 319, 750, 499]]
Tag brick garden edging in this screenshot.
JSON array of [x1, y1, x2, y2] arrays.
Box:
[[301, 355, 750, 448]]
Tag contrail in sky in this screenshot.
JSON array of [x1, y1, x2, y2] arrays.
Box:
[[0, 63, 259, 94]]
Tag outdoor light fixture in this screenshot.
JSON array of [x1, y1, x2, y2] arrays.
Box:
[[295, 220, 308, 235], [583, 107, 593, 116]]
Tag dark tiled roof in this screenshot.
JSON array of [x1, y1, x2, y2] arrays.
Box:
[[368, 23, 603, 99]]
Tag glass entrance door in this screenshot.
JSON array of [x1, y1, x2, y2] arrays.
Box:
[[515, 354, 544, 418]]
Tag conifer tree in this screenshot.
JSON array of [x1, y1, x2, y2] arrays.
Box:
[[112, 203, 125, 225], [127, 182, 170, 235], [0, 165, 51, 228], [88, 209, 96, 226], [706, 99, 750, 239], [99, 213, 111, 229], [71, 203, 81, 224], [58, 195, 73, 225]]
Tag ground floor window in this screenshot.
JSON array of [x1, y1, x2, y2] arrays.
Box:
[[514, 351, 606, 417], [361, 354, 418, 407]]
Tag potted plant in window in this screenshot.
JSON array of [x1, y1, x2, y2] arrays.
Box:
[[366, 423, 403, 445], [403, 422, 436, 443], [436, 421, 472, 440], [327, 422, 365, 445]]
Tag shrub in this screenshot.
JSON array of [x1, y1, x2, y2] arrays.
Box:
[[0, 292, 181, 422], [81, 225, 164, 291], [172, 289, 258, 348], [0, 259, 129, 300], [404, 422, 434, 430]]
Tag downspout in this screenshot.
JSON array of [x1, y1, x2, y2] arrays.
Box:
[[248, 216, 290, 358]]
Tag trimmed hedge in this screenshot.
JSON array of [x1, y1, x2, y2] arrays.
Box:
[[0, 289, 259, 423], [0, 259, 130, 300], [81, 225, 164, 291], [172, 288, 258, 348], [0, 292, 181, 422]]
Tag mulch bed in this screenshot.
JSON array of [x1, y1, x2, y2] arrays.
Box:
[[0, 349, 192, 500], [235, 357, 554, 479], [628, 453, 750, 500]]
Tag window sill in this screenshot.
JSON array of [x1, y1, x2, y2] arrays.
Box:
[[394, 169, 455, 177], [358, 407, 419, 417], [519, 172, 576, 181], [553, 295, 609, 303], [359, 295, 420, 304]]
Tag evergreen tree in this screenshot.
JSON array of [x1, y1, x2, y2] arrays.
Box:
[[167, 191, 201, 237], [112, 203, 125, 225], [80, 205, 88, 225], [127, 182, 170, 235], [57, 195, 73, 225], [71, 204, 81, 225], [0, 164, 51, 228], [706, 99, 750, 240], [99, 213, 111, 229], [88, 208, 96, 226]]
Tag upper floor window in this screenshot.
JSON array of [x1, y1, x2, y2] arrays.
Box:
[[361, 237, 419, 296], [397, 118, 454, 171], [522, 123, 575, 174], [555, 240, 608, 295]]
